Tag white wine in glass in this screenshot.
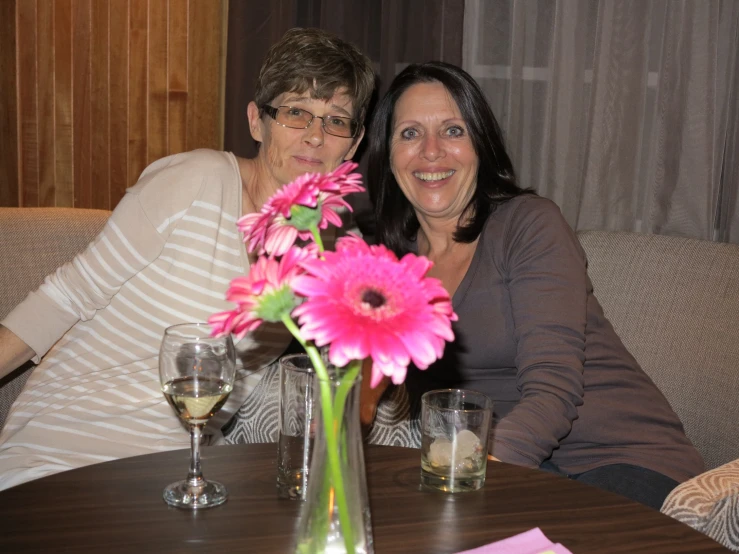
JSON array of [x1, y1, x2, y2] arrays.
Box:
[[159, 323, 236, 509]]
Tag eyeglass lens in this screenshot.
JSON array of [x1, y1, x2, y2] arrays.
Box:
[[274, 106, 355, 138]]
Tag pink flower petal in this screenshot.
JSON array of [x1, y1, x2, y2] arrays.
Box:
[[237, 163, 367, 256]]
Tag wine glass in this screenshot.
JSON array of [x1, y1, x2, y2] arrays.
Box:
[[159, 322, 236, 509]]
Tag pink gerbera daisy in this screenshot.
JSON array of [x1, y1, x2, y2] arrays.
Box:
[[209, 246, 316, 340], [237, 161, 365, 256], [291, 236, 457, 387]]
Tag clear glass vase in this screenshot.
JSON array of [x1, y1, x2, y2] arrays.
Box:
[[294, 366, 374, 554]]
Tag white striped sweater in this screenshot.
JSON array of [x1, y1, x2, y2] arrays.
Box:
[[0, 150, 291, 490]]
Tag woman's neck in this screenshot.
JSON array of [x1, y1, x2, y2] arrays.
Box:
[[416, 221, 479, 299], [237, 156, 281, 216], [416, 215, 465, 258]]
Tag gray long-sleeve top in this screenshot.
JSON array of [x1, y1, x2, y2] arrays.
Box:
[[405, 195, 704, 483]]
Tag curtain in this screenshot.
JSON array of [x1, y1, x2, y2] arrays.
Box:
[[464, 0, 739, 243]]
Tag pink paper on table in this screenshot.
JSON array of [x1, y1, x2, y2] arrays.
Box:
[[454, 527, 573, 554]]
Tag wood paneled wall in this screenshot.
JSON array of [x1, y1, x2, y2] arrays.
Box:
[[0, 0, 226, 210]]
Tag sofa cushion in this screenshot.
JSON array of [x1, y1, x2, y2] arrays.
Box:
[[661, 459, 739, 552], [0, 208, 110, 320], [0, 207, 110, 429]]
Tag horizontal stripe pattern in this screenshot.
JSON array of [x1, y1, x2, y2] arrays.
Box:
[[0, 151, 291, 490]]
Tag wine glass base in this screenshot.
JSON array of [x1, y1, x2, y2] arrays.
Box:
[[163, 479, 228, 509]]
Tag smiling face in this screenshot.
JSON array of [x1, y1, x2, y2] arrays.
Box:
[[248, 88, 364, 188], [390, 81, 479, 226]]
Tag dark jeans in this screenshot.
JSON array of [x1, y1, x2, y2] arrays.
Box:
[[538, 460, 679, 511]]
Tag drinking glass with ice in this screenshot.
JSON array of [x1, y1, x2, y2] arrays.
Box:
[[420, 389, 493, 492]]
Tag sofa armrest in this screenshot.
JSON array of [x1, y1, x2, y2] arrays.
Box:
[[0, 207, 111, 431], [661, 459, 739, 552]]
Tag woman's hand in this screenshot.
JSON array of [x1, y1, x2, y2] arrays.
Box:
[[359, 358, 390, 434]]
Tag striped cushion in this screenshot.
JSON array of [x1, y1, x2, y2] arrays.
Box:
[[224, 360, 420, 448], [661, 459, 739, 552]]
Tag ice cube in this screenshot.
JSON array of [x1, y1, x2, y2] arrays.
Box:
[[428, 430, 483, 468], [453, 429, 481, 460], [428, 437, 453, 466]]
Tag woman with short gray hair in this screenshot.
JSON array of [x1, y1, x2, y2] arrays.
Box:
[[0, 28, 375, 490]]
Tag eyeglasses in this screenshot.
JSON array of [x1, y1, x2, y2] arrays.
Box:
[[261, 105, 360, 138]]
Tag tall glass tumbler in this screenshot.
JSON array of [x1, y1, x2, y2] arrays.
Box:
[[276, 354, 315, 500]]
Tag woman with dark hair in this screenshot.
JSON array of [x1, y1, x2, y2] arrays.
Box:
[[366, 61, 703, 509]]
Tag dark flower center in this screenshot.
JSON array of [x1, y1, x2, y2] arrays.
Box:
[[361, 289, 386, 309]]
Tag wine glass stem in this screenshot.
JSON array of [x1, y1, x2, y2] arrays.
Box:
[[187, 423, 205, 485]]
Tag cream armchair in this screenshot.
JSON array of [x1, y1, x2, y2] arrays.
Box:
[[578, 230, 739, 552], [0, 207, 111, 429]]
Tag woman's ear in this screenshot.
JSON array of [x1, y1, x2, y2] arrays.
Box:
[[247, 102, 263, 143]]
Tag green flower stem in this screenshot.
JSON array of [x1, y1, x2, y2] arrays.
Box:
[[281, 314, 356, 553], [333, 360, 360, 432], [308, 351, 356, 554], [334, 361, 360, 469], [310, 225, 324, 254]]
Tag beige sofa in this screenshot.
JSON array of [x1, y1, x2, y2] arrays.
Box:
[[1, 210, 737, 549], [578, 230, 739, 552]]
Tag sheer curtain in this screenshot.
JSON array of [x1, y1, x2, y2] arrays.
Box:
[[464, 0, 739, 243]]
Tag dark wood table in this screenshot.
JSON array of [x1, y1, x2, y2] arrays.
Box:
[[0, 444, 728, 553]]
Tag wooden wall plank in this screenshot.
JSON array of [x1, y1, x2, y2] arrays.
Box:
[[54, 0, 74, 208], [5, 0, 224, 209], [73, 0, 92, 208], [129, 0, 148, 185], [187, 0, 221, 151], [38, 0, 56, 207], [168, 0, 188, 156], [148, 0, 168, 164], [91, 0, 110, 209], [0, 0, 19, 207], [110, 0, 129, 207], [18, 0, 39, 207]]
